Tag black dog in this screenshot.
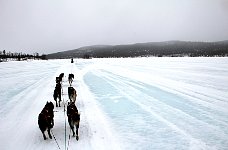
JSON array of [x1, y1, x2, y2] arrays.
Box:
[[59, 73, 64, 82], [56, 77, 60, 84], [38, 101, 54, 140], [67, 102, 80, 140], [68, 74, 74, 86], [53, 82, 61, 107]]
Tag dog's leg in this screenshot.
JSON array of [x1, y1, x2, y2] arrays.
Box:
[[76, 124, 79, 141], [42, 131, 47, 140], [55, 100, 58, 107], [59, 94, 61, 107], [48, 128, 52, 139], [54, 97, 58, 107], [70, 123, 75, 137], [68, 118, 75, 136], [59, 92, 61, 101]]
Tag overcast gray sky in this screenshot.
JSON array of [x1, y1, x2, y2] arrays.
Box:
[[0, 0, 228, 54]]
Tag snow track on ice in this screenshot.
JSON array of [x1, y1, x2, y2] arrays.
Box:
[[1, 58, 228, 150], [0, 60, 121, 150], [82, 58, 228, 150]]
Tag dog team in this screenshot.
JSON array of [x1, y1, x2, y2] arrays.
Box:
[[38, 73, 80, 141]]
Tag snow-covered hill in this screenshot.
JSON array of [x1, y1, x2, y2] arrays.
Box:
[[0, 58, 228, 150]]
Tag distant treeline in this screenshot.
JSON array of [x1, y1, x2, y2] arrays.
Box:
[[0, 50, 47, 62], [46, 41, 228, 59]]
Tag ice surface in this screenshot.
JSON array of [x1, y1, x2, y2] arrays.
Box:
[[0, 57, 228, 150]]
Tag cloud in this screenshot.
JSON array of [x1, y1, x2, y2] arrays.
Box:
[[0, 0, 228, 54]]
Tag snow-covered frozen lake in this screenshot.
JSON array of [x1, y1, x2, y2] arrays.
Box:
[[0, 57, 228, 150]]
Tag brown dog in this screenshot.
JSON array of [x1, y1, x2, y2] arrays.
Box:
[[67, 102, 80, 140], [38, 101, 54, 140], [68, 87, 77, 103]]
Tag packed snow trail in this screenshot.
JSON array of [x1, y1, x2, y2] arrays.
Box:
[[0, 59, 121, 150], [0, 57, 228, 150]]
